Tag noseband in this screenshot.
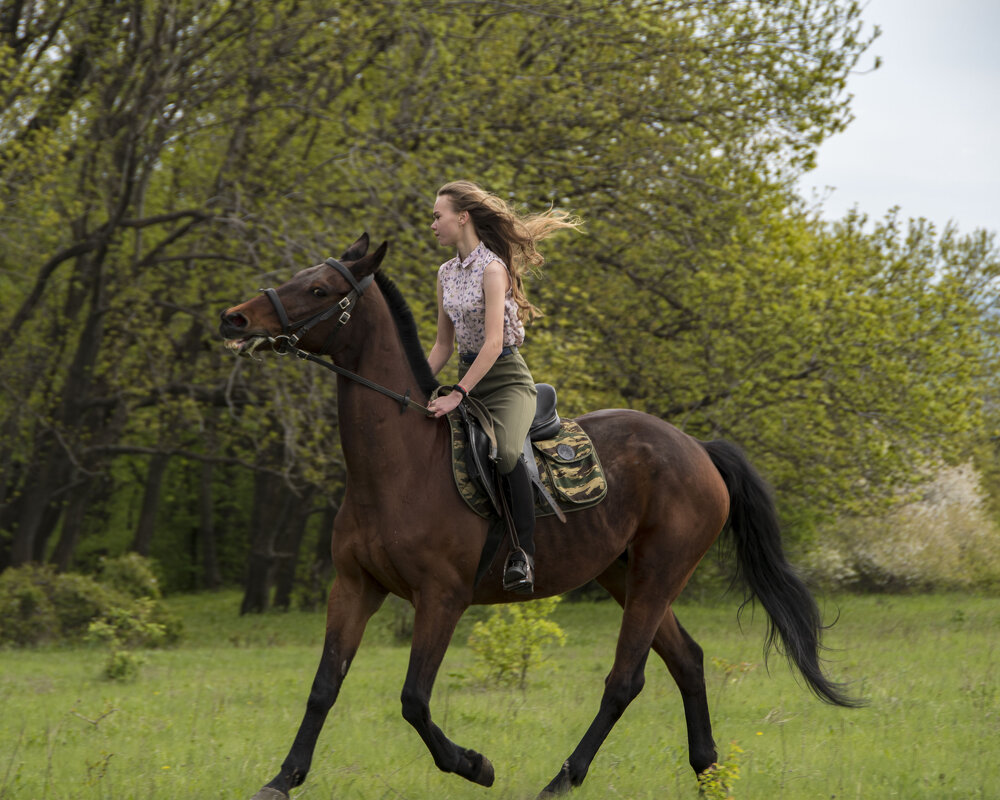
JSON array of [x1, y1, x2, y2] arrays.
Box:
[[260, 257, 374, 355]]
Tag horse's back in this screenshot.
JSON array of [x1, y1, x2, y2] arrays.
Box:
[[572, 407, 729, 523]]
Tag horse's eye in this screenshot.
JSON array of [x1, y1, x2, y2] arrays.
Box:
[[311, 287, 327, 298]]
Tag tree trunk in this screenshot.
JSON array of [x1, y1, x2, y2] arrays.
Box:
[[199, 460, 222, 590], [240, 470, 294, 614], [50, 477, 94, 570], [8, 439, 70, 566], [272, 487, 317, 610], [131, 452, 170, 556]]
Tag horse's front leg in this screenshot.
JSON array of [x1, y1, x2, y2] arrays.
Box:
[[400, 590, 495, 787], [251, 573, 387, 800]]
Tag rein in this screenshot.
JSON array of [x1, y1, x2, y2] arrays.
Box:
[[260, 258, 435, 417]]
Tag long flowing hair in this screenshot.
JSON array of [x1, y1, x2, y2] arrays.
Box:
[[437, 180, 583, 322]]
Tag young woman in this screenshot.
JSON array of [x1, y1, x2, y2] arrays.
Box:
[[426, 180, 581, 593]]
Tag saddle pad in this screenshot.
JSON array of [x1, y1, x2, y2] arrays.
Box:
[[448, 414, 608, 519]]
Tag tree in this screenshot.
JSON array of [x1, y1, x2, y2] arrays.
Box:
[[4, 0, 994, 594]]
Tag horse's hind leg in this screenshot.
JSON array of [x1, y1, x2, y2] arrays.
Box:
[[596, 560, 718, 776], [539, 564, 669, 797], [251, 572, 386, 800], [652, 609, 717, 773]]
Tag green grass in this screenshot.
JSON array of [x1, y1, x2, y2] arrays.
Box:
[[1, 591, 998, 799]]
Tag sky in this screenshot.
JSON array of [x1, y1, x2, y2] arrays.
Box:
[[796, 0, 1000, 236]]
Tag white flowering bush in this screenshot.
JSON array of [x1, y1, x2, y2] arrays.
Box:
[[801, 464, 1000, 592]]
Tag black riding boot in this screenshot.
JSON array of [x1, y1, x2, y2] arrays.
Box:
[[502, 457, 536, 594]]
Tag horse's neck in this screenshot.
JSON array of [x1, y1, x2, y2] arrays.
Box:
[[336, 302, 436, 485]]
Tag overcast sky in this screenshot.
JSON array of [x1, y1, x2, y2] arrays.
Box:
[[796, 0, 1000, 236]]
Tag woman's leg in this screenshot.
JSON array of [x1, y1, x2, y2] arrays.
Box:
[[465, 353, 537, 592]]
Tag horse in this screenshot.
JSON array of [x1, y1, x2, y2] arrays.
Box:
[[218, 234, 860, 799]]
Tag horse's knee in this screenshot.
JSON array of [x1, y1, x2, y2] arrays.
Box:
[[400, 686, 428, 727]]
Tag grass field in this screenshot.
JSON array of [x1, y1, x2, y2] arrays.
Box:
[[1, 590, 998, 799]]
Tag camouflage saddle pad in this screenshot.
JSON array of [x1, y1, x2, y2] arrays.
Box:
[[448, 414, 608, 519]]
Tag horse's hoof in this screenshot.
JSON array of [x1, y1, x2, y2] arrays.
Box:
[[250, 788, 289, 800], [471, 752, 496, 787], [461, 748, 495, 787], [538, 763, 573, 797]]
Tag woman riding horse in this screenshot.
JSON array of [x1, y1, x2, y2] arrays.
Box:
[[426, 180, 583, 593]]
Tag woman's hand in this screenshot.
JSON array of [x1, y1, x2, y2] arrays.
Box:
[[428, 390, 464, 418]]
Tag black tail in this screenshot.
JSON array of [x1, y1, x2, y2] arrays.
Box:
[[703, 439, 864, 708]]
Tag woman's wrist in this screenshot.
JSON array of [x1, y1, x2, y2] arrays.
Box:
[[452, 383, 469, 399]]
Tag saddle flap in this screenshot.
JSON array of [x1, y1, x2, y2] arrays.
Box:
[[457, 404, 502, 515]]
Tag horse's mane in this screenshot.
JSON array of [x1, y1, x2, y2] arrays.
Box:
[[374, 270, 440, 398]]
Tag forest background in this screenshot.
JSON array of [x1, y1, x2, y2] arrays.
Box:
[[2, 0, 998, 611]]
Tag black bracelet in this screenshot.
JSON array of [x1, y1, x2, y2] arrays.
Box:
[[451, 383, 468, 399]]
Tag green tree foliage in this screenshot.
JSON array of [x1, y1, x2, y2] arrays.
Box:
[[0, 0, 996, 593]]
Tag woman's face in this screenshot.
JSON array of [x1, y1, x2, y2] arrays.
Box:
[[431, 194, 464, 248]]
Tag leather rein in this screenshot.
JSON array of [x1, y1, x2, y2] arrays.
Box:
[[260, 257, 435, 417]]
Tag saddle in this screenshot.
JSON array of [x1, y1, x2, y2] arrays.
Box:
[[457, 383, 566, 523], [448, 383, 607, 522]]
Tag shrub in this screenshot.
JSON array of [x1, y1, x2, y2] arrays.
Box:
[[467, 596, 566, 689], [0, 557, 182, 648], [97, 553, 162, 599], [800, 464, 1000, 593], [87, 597, 168, 681], [49, 572, 126, 639], [383, 596, 415, 645], [0, 566, 58, 645], [697, 742, 743, 800]]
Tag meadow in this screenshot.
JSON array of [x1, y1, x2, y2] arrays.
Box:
[[1, 590, 997, 800]]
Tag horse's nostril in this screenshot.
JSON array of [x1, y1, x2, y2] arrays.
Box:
[[222, 311, 248, 329]]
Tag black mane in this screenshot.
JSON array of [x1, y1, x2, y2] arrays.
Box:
[[374, 271, 440, 398]]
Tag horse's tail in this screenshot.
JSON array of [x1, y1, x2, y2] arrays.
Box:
[[703, 439, 864, 708]]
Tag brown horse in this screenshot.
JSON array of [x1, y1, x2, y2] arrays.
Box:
[[219, 234, 859, 800]]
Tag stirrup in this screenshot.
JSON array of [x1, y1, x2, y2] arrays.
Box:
[[503, 548, 535, 594]]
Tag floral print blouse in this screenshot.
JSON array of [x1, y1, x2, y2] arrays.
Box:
[[438, 241, 525, 354]]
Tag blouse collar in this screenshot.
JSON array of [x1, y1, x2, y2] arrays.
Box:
[[457, 240, 487, 270]]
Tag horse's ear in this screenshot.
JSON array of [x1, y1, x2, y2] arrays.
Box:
[[351, 240, 388, 279], [340, 233, 370, 262]]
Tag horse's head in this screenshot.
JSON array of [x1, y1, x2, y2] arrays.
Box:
[[219, 233, 388, 357]]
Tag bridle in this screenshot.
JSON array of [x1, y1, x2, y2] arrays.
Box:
[[261, 257, 374, 356], [258, 257, 433, 416]]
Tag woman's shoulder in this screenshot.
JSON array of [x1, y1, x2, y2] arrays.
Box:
[[474, 242, 506, 268]]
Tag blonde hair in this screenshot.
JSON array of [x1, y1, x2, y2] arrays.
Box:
[[437, 180, 583, 322]]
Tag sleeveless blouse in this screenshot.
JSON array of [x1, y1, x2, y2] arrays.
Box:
[[438, 241, 525, 354]]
